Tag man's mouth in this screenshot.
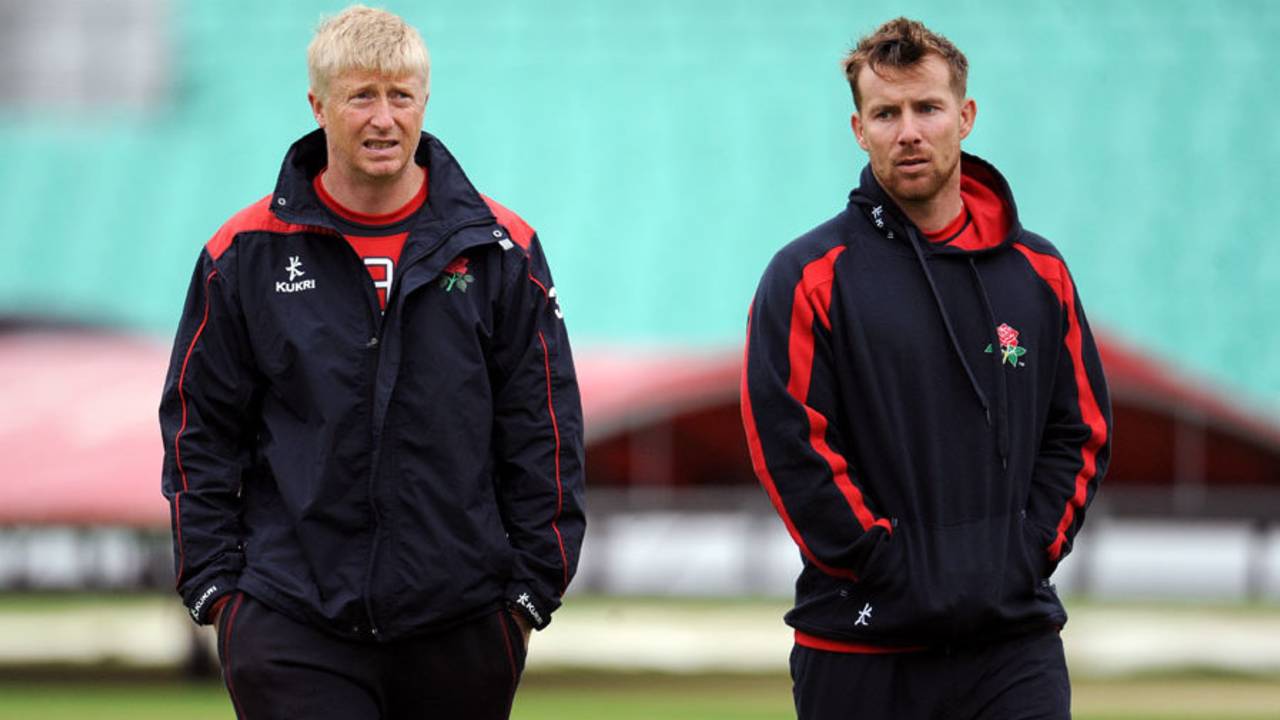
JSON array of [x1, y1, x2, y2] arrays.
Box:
[[896, 157, 928, 169], [364, 139, 399, 150]]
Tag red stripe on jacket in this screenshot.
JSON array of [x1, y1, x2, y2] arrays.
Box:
[[205, 195, 327, 260], [482, 195, 535, 251], [1013, 243, 1109, 561], [787, 246, 893, 536], [526, 276, 569, 592], [741, 306, 854, 580], [173, 494, 184, 589], [173, 268, 219, 587], [537, 330, 570, 593]]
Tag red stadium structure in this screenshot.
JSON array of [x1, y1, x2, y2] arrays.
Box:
[[2, 325, 1278, 529]]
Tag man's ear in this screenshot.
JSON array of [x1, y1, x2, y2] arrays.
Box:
[[851, 112, 869, 151], [958, 97, 976, 140], [308, 90, 326, 128]]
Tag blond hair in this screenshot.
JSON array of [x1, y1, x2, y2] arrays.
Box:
[[307, 5, 430, 100], [842, 18, 968, 111]]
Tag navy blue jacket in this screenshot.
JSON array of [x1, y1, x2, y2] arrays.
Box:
[[160, 129, 585, 640], [742, 154, 1111, 649]]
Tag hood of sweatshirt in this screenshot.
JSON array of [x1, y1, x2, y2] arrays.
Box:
[[848, 152, 1020, 255]]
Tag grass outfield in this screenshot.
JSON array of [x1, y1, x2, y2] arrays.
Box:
[[2, 594, 1278, 717], [0, 674, 1277, 719]]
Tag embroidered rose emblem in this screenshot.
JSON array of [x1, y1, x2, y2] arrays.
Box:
[[986, 323, 1028, 367], [440, 256, 474, 293], [996, 323, 1019, 348], [443, 257, 468, 276]]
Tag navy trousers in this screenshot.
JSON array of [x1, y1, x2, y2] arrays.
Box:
[[791, 629, 1070, 720], [215, 593, 527, 720]]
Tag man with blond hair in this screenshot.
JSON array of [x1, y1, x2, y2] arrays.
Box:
[[160, 6, 584, 717], [741, 17, 1110, 719]]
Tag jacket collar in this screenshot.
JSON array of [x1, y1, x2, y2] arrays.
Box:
[[268, 129, 494, 236]]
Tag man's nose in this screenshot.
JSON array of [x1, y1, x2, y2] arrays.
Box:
[[370, 98, 394, 128], [897, 112, 923, 145]]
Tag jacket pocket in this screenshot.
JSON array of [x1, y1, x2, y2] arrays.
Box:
[[833, 517, 1014, 644], [1018, 512, 1056, 583], [790, 513, 1068, 647]]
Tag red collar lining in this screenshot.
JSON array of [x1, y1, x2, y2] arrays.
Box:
[[314, 169, 428, 227], [923, 206, 969, 244]]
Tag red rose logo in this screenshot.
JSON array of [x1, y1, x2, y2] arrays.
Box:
[[443, 257, 469, 276], [987, 322, 1029, 366], [996, 323, 1019, 348], [440, 256, 475, 293]]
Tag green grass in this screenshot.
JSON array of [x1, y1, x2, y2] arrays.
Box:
[[0, 674, 1277, 720], [515, 673, 794, 719], [0, 592, 170, 612], [0, 682, 230, 720], [1, 594, 1277, 718]]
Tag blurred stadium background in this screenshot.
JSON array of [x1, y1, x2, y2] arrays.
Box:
[[1, 0, 1277, 717]]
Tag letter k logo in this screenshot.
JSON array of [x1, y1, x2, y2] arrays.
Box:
[[855, 603, 873, 627]]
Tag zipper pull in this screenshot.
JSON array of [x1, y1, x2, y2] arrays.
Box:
[[366, 337, 379, 349]]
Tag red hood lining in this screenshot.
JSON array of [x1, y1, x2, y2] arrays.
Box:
[[923, 206, 970, 244], [947, 166, 1012, 251]]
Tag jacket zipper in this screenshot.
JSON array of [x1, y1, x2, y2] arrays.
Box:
[[316, 229, 387, 638], [359, 216, 494, 640], [362, 301, 382, 639]]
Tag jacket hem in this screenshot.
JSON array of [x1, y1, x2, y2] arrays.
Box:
[[794, 630, 927, 654]]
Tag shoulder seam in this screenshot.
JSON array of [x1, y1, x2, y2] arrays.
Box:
[[1012, 241, 1067, 304], [205, 195, 323, 261], [481, 194, 535, 252]]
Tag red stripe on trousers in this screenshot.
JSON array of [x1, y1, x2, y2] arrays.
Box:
[[1013, 244, 1108, 561], [497, 611, 518, 691], [222, 593, 247, 718]]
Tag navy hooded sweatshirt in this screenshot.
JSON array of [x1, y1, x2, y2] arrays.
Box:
[[741, 153, 1111, 650]]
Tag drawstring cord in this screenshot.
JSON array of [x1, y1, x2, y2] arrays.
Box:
[[854, 193, 1014, 472], [905, 228, 992, 425], [968, 257, 1010, 469]]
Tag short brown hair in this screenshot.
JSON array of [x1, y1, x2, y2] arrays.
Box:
[[842, 17, 968, 110]]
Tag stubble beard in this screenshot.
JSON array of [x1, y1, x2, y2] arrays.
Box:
[[884, 154, 959, 207]]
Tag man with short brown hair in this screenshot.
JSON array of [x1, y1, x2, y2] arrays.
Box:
[[160, 6, 585, 718], [742, 17, 1110, 719]]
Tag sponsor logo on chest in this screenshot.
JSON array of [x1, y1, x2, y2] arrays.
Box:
[[276, 256, 317, 294]]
